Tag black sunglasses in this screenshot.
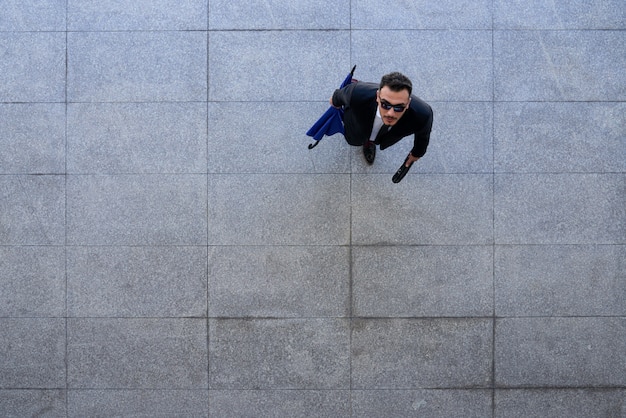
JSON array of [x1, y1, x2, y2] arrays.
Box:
[[380, 99, 407, 113]]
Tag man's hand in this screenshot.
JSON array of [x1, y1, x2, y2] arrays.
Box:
[[392, 153, 418, 183], [329, 96, 340, 108], [405, 153, 419, 166]]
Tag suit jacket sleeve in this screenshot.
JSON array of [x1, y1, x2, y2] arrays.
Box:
[[410, 106, 433, 158], [331, 83, 355, 108]]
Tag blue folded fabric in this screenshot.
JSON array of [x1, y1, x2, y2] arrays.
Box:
[[306, 106, 345, 141]]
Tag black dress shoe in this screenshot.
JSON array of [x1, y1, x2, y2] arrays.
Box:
[[392, 155, 414, 183], [363, 141, 376, 164]]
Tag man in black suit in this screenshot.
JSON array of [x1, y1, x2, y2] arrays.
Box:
[[330, 72, 433, 170]]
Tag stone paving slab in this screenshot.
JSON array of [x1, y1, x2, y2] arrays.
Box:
[[352, 245, 493, 317], [494, 30, 625, 101], [67, 246, 207, 317], [0, 390, 66, 418], [0, 247, 65, 317], [494, 389, 626, 417], [209, 31, 350, 102], [493, 0, 626, 29], [0, 175, 65, 245], [351, 318, 493, 389], [352, 389, 492, 417], [68, 390, 209, 417], [0, 33, 66, 102], [352, 0, 493, 29], [0, 104, 65, 174], [209, 0, 350, 30], [0, 319, 66, 388], [67, 103, 208, 174], [67, 0, 207, 31], [495, 174, 624, 244], [494, 102, 626, 173], [0, 0, 66, 31], [208, 246, 349, 318], [210, 390, 350, 417], [495, 317, 626, 387], [209, 319, 350, 390], [495, 245, 626, 316], [67, 318, 208, 389], [352, 174, 493, 245], [68, 31, 207, 102], [66, 174, 207, 245], [207, 174, 350, 246]]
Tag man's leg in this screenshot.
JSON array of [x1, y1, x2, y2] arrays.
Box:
[[363, 140, 376, 164]]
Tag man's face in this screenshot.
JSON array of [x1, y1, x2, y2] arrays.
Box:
[[377, 86, 411, 126]]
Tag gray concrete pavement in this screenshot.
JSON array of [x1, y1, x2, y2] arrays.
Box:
[[1, 1, 624, 416]]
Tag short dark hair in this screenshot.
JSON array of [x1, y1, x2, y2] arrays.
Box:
[[380, 72, 412, 96]]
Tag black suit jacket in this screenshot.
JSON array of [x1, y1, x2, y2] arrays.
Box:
[[332, 82, 433, 158]]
